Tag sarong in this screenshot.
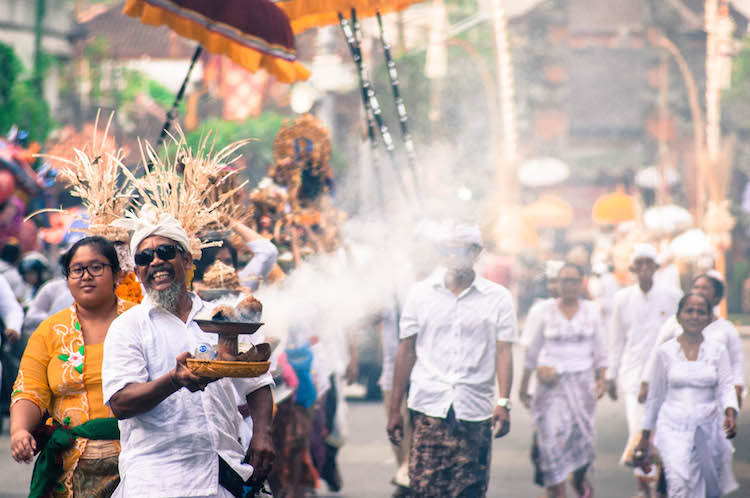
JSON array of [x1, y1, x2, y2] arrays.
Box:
[[409, 407, 492, 497], [30, 418, 120, 498], [654, 410, 738, 498], [531, 370, 596, 487], [268, 398, 317, 497]]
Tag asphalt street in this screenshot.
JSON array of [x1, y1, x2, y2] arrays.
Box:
[[2, 340, 750, 497]]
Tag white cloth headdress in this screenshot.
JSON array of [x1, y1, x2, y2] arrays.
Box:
[[440, 222, 483, 248], [545, 260, 565, 279], [111, 205, 191, 256], [630, 243, 659, 264]]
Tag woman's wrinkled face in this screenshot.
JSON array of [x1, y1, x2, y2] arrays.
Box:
[[67, 245, 116, 307], [677, 295, 711, 336]]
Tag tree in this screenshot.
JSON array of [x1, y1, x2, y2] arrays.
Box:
[[0, 41, 52, 142]]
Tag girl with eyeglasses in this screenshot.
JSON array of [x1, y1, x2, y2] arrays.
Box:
[[9, 236, 135, 497]]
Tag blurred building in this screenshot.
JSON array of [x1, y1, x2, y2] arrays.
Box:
[[512, 0, 748, 193], [0, 0, 79, 116]]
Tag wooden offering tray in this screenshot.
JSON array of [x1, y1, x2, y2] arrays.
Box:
[[190, 320, 269, 378], [186, 358, 270, 378]]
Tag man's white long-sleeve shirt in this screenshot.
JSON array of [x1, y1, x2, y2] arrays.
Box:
[[606, 283, 681, 393], [102, 294, 273, 497]]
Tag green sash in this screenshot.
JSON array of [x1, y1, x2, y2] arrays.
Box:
[[29, 417, 120, 498]]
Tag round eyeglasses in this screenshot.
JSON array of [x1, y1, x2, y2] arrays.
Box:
[[67, 263, 113, 279]]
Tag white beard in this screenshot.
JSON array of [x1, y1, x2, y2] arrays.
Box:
[[146, 280, 182, 313]]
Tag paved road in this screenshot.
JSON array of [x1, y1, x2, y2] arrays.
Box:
[[2, 341, 750, 497]]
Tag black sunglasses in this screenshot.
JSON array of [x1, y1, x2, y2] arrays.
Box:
[[134, 244, 184, 267]]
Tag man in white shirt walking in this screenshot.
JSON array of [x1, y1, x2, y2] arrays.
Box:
[[386, 223, 517, 497], [606, 243, 681, 498], [102, 207, 274, 498]]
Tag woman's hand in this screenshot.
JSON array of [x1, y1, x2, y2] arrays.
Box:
[[10, 429, 37, 463], [633, 435, 652, 473], [724, 408, 737, 439]]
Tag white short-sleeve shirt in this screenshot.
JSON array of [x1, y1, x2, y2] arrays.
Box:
[[102, 294, 273, 497], [399, 269, 518, 421]]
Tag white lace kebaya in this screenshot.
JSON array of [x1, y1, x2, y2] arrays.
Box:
[[642, 338, 738, 497]]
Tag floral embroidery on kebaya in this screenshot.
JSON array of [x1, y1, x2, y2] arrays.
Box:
[[58, 346, 85, 374]]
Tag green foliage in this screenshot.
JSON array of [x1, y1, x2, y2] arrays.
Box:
[[121, 70, 185, 113], [0, 41, 52, 142], [9, 78, 52, 141], [183, 112, 292, 183], [0, 43, 22, 102], [0, 42, 23, 134], [723, 37, 750, 134]]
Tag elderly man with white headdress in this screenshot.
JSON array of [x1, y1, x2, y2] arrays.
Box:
[[606, 243, 682, 498], [101, 206, 274, 498], [386, 222, 517, 497]]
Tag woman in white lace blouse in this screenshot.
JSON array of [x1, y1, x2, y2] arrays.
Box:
[[519, 262, 607, 498], [636, 292, 738, 497]]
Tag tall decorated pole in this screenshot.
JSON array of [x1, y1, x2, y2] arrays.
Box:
[[338, 13, 386, 213], [339, 10, 410, 203], [376, 12, 421, 199], [489, 0, 519, 191], [704, 0, 735, 317], [486, 0, 523, 254]]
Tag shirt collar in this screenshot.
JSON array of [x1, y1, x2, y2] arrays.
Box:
[[430, 267, 490, 295]]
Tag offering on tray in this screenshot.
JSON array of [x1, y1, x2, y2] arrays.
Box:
[[211, 305, 237, 322], [203, 261, 240, 289], [188, 295, 268, 378], [236, 295, 263, 322]]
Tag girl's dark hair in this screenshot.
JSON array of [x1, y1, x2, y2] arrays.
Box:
[[61, 236, 121, 277], [677, 292, 712, 316], [692, 274, 724, 302], [560, 261, 585, 278]]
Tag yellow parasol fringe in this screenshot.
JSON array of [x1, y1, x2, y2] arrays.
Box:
[[124, 0, 310, 83], [277, 0, 422, 34]]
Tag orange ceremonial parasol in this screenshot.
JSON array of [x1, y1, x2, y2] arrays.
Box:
[[592, 190, 638, 224], [522, 194, 574, 228], [124, 0, 309, 82], [276, 0, 425, 34], [123, 0, 310, 143]]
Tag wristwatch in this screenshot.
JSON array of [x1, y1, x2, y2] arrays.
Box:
[[497, 397, 512, 411]]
